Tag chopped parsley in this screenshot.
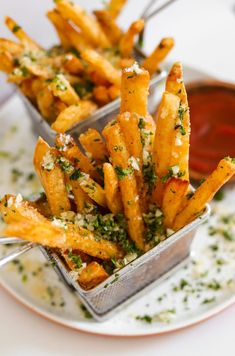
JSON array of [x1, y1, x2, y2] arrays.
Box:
[[136, 315, 152, 323], [12, 25, 21, 33], [138, 118, 146, 129], [114, 166, 133, 180], [142, 162, 156, 192], [70, 168, 82, 180], [143, 205, 165, 246], [161, 166, 185, 183], [214, 189, 224, 201], [67, 251, 83, 269]]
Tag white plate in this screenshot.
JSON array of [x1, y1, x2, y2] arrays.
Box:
[[0, 66, 235, 337]]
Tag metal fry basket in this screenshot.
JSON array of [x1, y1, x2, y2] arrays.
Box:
[[40, 205, 210, 321]]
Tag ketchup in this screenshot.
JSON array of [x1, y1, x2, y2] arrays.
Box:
[[187, 83, 235, 176]]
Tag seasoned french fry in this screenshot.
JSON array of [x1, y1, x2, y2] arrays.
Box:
[[70, 170, 107, 208], [93, 85, 110, 106], [119, 19, 144, 58], [107, 0, 127, 19], [78, 261, 109, 290], [81, 49, 121, 87], [5, 16, 41, 50], [36, 86, 57, 122], [47, 9, 91, 52], [62, 249, 91, 271], [103, 162, 123, 214], [49, 74, 80, 106], [34, 137, 71, 215], [51, 101, 97, 133], [32, 194, 52, 218], [166, 62, 190, 180], [55, 0, 111, 48], [62, 53, 84, 75], [55, 134, 99, 181], [94, 10, 122, 45], [0, 196, 123, 260], [162, 178, 189, 228], [0, 38, 23, 56], [173, 158, 235, 230], [103, 121, 145, 250], [79, 128, 108, 163], [152, 92, 180, 206], [69, 179, 93, 213], [143, 38, 174, 76], [120, 64, 149, 116], [0, 52, 14, 74]]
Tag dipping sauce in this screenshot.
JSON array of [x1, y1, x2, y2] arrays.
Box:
[[187, 82, 235, 179]]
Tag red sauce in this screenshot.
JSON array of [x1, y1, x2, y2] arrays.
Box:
[[187, 83, 235, 176]]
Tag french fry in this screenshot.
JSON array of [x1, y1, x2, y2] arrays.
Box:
[[55, 134, 99, 181], [120, 64, 149, 116], [93, 85, 110, 106], [49, 74, 80, 106], [103, 162, 123, 214], [143, 38, 174, 76], [62, 53, 84, 75], [55, 0, 111, 48], [173, 158, 235, 230], [36, 86, 58, 122], [94, 10, 122, 45], [0, 38, 23, 56], [119, 19, 144, 58], [107, 0, 127, 19], [78, 261, 109, 290], [152, 92, 180, 206], [32, 194, 52, 218], [79, 128, 108, 163], [51, 101, 97, 133], [0, 52, 14, 74], [5, 16, 41, 50], [166, 62, 190, 180], [0, 196, 123, 260], [70, 171, 107, 208], [47, 10, 91, 52], [61, 249, 91, 271], [69, 179, 93, 213], [81, 49, 121, 87], [162, 178, 189, 228], [103, 121, 145, 250], [34, 137, 71, 215]]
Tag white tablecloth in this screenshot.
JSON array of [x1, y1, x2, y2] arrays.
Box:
[[0, 0, 235, 355]]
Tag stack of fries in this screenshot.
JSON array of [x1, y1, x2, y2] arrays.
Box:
[[0, 0, 174, 133], [1, 62, 234, 290]]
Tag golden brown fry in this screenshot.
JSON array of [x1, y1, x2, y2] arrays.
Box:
[[34, 137, 71, 215], [103, 121, 145, 250], [119, 19, 144, 58], [32, 194, 52, 218], [74, 173, 107, 208], [79, 128, 108, 163], [162, 178, 189, 228], [94, 10, 122, 45], [49, 74, 80, 106], [36, 86, 57, 122], [0, 52, 14, 74], [166, 62, 190, 180], [51, 101, 97, 133], [55, 134, 99, 181], [47, 9, 91, 52], [108, 85, 120, 100], [0, 38, 23, 55], [81, 49, 121, 87], [55, 0, 111, 48], [63, 53, 84, 75], [120, 64, 149, 116], [173, 158, 235, 230], [143, 38, 174, 76], [78, 261, 109, 290], [107, 0, 127, 19], [93, 85, 110, 106], [69, 179, 93, 213], [152, 92, 180, 206], [0, 195, 123, 260], [103, 162, 123, 214], [5, 16, 41, 50]]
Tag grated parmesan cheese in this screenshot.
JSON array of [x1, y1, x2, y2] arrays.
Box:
[[124, 62, 143, 74]]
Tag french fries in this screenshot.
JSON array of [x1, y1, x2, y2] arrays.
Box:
[[0, 1, 174, 133], [2, 61, 234, 290]]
